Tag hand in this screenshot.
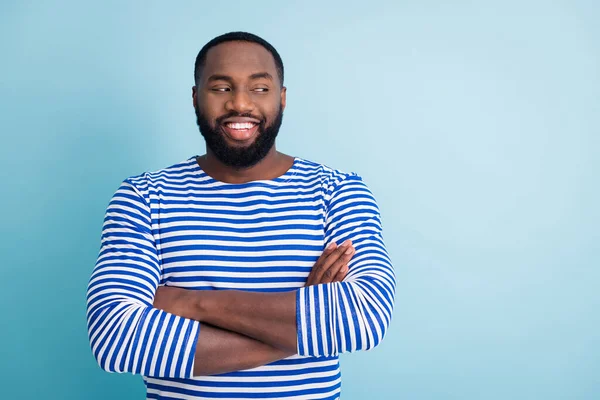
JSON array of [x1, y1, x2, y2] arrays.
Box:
[[305, 240, 355, 286]]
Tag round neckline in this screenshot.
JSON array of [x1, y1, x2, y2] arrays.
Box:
[[189, 155, 300, 186]]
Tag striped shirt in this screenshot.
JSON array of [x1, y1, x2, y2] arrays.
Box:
[[86, 156, 396, 399]]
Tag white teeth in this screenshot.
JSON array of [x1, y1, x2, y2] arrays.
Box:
[[227, 122, 255, 130]]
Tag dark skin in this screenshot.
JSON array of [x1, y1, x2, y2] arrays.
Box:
[[155, 242, 354, 375], [154, 41, 355, 376], [192, 41, 293, 183]]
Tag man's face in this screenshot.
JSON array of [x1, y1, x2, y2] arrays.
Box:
[[193, 41, 286, 168]]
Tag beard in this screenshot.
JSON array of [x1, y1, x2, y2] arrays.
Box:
[[195, 105, 284, 169]]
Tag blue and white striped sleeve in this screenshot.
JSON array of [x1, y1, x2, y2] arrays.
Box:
[[86, 179, 200, 378], [296, 174, 396, 357]]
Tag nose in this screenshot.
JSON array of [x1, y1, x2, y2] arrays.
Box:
[[225, 89, 255, 114]]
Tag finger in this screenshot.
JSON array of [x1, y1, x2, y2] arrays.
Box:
[[333, 264, 349, 282], [320, 246, 355, 284], [312, 240, 353, 284], [307, 243, 336, 285], [306, 242, 337, 286], [326, 247, 355, 283], [309, 241, 348, 284]]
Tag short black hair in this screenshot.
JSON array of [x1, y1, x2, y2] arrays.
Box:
[[194, 31, 284, 87]]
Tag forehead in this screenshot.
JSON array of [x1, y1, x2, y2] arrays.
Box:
[[201, 41, 279, 83]]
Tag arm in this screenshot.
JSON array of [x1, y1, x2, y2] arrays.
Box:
[[86, 181, 290, 378], [86, 180, 199, 378], [168, 175, 396, 357], [297, 175, 396, 356], [296, 175, 396, 356], [154, 243, 354, 357], [191, 323, 293, 375]]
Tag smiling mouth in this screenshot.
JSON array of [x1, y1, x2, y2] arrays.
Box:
[[221, 121, 260, 142]]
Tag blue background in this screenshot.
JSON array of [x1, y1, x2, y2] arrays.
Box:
[[1, 1, 598, 399]]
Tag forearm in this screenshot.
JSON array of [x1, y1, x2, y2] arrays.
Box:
[[153, 287, 295, 373], [193, 323, 293, 376], [192, 290, 298, 353], [152, 240, 359, 357], [87, 301, 199, 377]]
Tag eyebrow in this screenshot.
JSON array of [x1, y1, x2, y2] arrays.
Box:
[[249, 72, 273, 81], [207, 72, 274, 83], [207, 74, 233, 83]]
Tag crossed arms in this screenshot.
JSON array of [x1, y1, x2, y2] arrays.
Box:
[[86, 174, 396, 378], [151, 241, 353, 376]]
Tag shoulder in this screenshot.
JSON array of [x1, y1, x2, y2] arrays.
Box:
[[295, 158, 377, 212], [294, 157, 364, 190], [121, 156, 199, 197]]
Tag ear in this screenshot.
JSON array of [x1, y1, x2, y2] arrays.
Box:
[[280, 86, 287, 111], [192, 86, 198, 108]]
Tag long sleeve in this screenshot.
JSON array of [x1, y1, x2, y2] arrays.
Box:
[[296, 174, 396, 357], [86, 179, 200, 378]]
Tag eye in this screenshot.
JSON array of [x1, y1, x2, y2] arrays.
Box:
[[211, 87, 230, 92], [253, 87, 269, 93]]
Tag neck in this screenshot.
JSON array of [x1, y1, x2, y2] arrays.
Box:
[[197, 146, 294, 184]]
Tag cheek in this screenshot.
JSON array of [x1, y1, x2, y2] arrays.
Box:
[[200, 93, 226, 113], [258, 98, 281, 118], [197, 103, 221, 123]]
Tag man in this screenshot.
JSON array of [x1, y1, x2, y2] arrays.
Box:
[[87, 31, 396, 399]]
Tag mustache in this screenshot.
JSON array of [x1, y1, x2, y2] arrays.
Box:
[[215, 112, 265, 126]]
